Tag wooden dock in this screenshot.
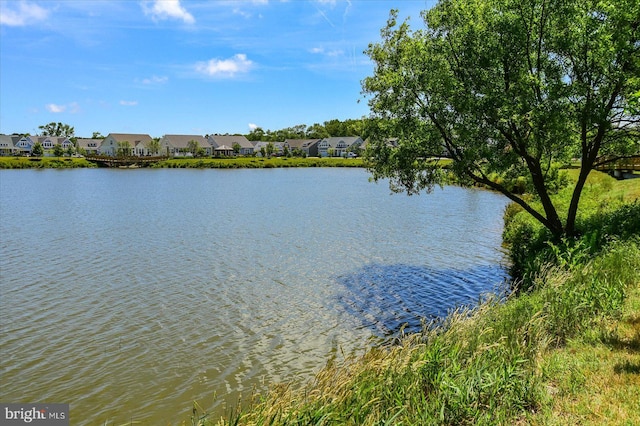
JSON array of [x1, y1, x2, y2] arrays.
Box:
[[85, 155, 168, 168]]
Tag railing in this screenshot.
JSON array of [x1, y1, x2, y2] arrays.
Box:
[[594, 155, 640, 172]]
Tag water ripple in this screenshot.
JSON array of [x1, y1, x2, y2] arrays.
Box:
[[1, 168, 510, 425], [335, 263, 509, 337]]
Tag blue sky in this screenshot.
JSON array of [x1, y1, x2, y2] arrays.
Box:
[[0, 0, 434, 138]]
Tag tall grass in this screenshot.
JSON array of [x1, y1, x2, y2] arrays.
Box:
[[193, 237, 639, 425], [191, 171, 639, 426], [0, 156, 97, 168]]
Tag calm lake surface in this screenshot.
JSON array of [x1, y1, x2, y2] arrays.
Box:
[[0, 168, 510, 425]]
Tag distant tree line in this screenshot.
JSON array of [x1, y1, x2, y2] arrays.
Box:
[[14, 118, 371, 142], [244, 118, 367, 142]]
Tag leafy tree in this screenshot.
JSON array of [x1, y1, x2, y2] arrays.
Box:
[[187, 140, 200, 156], [233, 143, 241, 155], [32, 142, 44, 157], [116, 141, 131, 157], [324, 119, 347, 136], [147, 138, 161, 155], [53, 143, 64, 157], [362, 0, 639, 238], [266, 142, 275, 157], [247, 127, 266, 141], [38, 122, 75, 137], [345, 119, 365, 137], [92, 131, 104, 139], [307, 123, 330, 139], [66, 145, 75, 157]]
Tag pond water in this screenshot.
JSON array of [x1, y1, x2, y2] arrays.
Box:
[[0, 167, 510, 425]]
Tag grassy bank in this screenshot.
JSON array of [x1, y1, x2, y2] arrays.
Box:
[[0, 156, 97, 169], [154, 157, 364, 168], [0, 156, 364, 169], [191, 171, 639, 426]]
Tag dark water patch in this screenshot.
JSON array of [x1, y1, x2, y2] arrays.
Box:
[[335, 263, 509, 338]]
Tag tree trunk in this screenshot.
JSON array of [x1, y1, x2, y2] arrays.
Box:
[[527, 158, 565, 238], [565, 165, 591, 236]]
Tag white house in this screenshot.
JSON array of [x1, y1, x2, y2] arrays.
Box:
[[76, 138, 102, 155], [0, 134, 20, 155], [318, 137, 363, 157], [38, 136, 73, 152], [253, 141, 289, 157], [100, 133, 153, 156], [160, 134, 211, 157]]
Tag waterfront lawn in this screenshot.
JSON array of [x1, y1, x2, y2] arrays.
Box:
[[534, 282, 640, 425], [0, 156, 97, 169], [192, 171, 640, 426]]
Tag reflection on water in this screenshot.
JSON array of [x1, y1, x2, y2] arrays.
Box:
[[0, 168, 510, 425], [336, 263, 508, 337]]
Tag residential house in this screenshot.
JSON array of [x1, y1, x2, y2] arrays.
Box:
[[208, 134, 254, 156], [285, 139, 320, 157], [253, 141, 289, 157], [0, 134, 20, 156], [14, 135, 38, 155], [100, 133, 153, 156], [76, 138, 102, 155], [38, 136, 74, 152], [318, 137, 363, 157], [160, 134, 211, 157]]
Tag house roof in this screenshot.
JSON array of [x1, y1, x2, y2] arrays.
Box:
[[105, 133, 153, 144], [37, 136, 72, 144], [0, 134, 20, 146], [253, 141, 286, 148], [208, 134, 252, 148], [76, 138, 102, 149], [320, 136, 363, 148], [161, 134, 208, 149], [285, 139, 320, 149]]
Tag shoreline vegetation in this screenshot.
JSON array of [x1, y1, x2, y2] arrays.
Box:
[[0, 156, 366, 169], [189, 169, 639, 426]]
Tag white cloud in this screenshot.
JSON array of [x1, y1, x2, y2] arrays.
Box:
[[142, 75, 169, 85], [232, 8, 251, 19], [46, 103, 66, 113], [195, 54, 254, 78], [120, 100, 138, 106], [45, 102, 79, 113], [248, 123, 258, 131], [310, 46, 343, 57], [0, 1, 49, 27], [143, 0, 195, 24]]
